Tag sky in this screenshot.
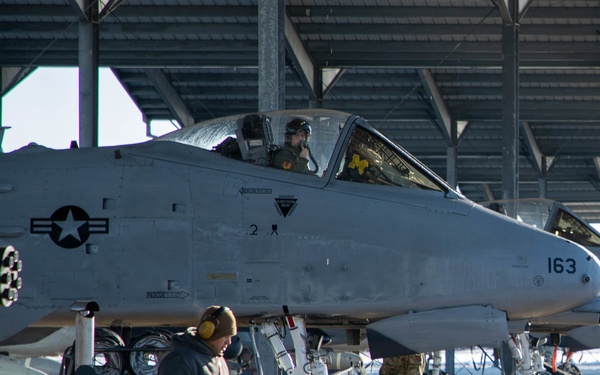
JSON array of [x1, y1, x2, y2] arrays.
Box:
[[1, 67, 175, 153]]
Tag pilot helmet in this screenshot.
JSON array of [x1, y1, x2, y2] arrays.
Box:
[[284, 118, 311, 141]]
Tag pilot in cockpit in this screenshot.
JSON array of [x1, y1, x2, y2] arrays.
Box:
[[271, 118, 312, 173]]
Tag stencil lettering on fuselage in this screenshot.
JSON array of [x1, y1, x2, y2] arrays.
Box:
[[243, 264, 282, 304]]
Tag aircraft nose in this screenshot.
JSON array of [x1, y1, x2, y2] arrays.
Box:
[[545, 240, 600, 312], [500, 232, 600, 320]]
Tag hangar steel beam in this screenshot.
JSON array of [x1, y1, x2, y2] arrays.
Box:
[[1, 67, 35, 97], [418, 69, 459, 187], [497, 2, 534, 221], [501, 0, 519, 200], [98, 0, 124, 20], [447, 142, 457, 188], [589, 174, 600, 194], [73, 0, 121, 20], [285, 13, 317, 101], [521, 122, 556, 179], [520, 122, 557, 199], [71, 0, 124, 147], [418, 69, 451, 144], [322, 68, 346, 99], [258, 0, 285, 112], [495, 0, 534, 24], [538, 178, 547, 199], [521, 122, 546, 177], [74, 0, 100, 148], [594, 158, 600, 186], [482, 183, 496, 202], [516, 0, 534, 22], [144, 69, 196, 128]]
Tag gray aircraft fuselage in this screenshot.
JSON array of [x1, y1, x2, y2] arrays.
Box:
[[1, 109, 599, 358]]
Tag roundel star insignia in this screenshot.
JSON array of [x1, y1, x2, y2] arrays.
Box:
[[30, 205, 109, 249]]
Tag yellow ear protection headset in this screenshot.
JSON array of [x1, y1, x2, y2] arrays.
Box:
[[198, 306, 226, 339]]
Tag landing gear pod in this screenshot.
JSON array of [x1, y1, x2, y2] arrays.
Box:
[[1, 245, 23, 307]]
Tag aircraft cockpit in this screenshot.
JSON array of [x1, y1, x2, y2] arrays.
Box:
[[157, 109, 346, 177], [156, 108, 450, 192]]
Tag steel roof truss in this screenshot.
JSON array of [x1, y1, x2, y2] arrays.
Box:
[[1, 67, 35, 97], [482, 183, 496, 202], [594, 157, 600, 183], [492, 0, 535, 24], [418, 69, 452, 146], [144, 69, 195, 128], [322, 68, 345, 99], [285, 13, 316, 101], [521, 122, 556, 179]]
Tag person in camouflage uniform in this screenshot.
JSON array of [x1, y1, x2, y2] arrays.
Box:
[[379, 353, 425, 375], [271, 118, 311, 173]]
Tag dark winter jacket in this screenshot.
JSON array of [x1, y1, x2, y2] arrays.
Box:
[[158, 327, 229, 375]]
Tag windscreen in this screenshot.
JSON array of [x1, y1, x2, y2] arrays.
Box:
[[335, 126, 445, 192]]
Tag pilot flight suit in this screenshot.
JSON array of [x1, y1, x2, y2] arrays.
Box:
[[379, 353, 425, 375], [271, 143, 309, 173]]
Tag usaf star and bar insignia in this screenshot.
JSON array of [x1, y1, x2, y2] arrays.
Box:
[[31, 205, 109, 249]]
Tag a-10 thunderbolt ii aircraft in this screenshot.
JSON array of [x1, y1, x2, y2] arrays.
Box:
[[1, 108, 600, 374]]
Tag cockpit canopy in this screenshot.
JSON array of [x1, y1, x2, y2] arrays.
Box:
[[482, 198, 600, 250], [157, 109, 345, 176], [156, 108, 450, 193]]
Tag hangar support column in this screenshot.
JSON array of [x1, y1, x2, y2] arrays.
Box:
[[501, 12, 519, 200], [77, 0, 100, 148], [499, 0, 533, 200], [258, 0, 285, 112], [497, 2, 534, 372], [447, 135, 458, 188]]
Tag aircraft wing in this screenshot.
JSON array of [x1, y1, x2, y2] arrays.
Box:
[[0, 304, 60, 347]]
